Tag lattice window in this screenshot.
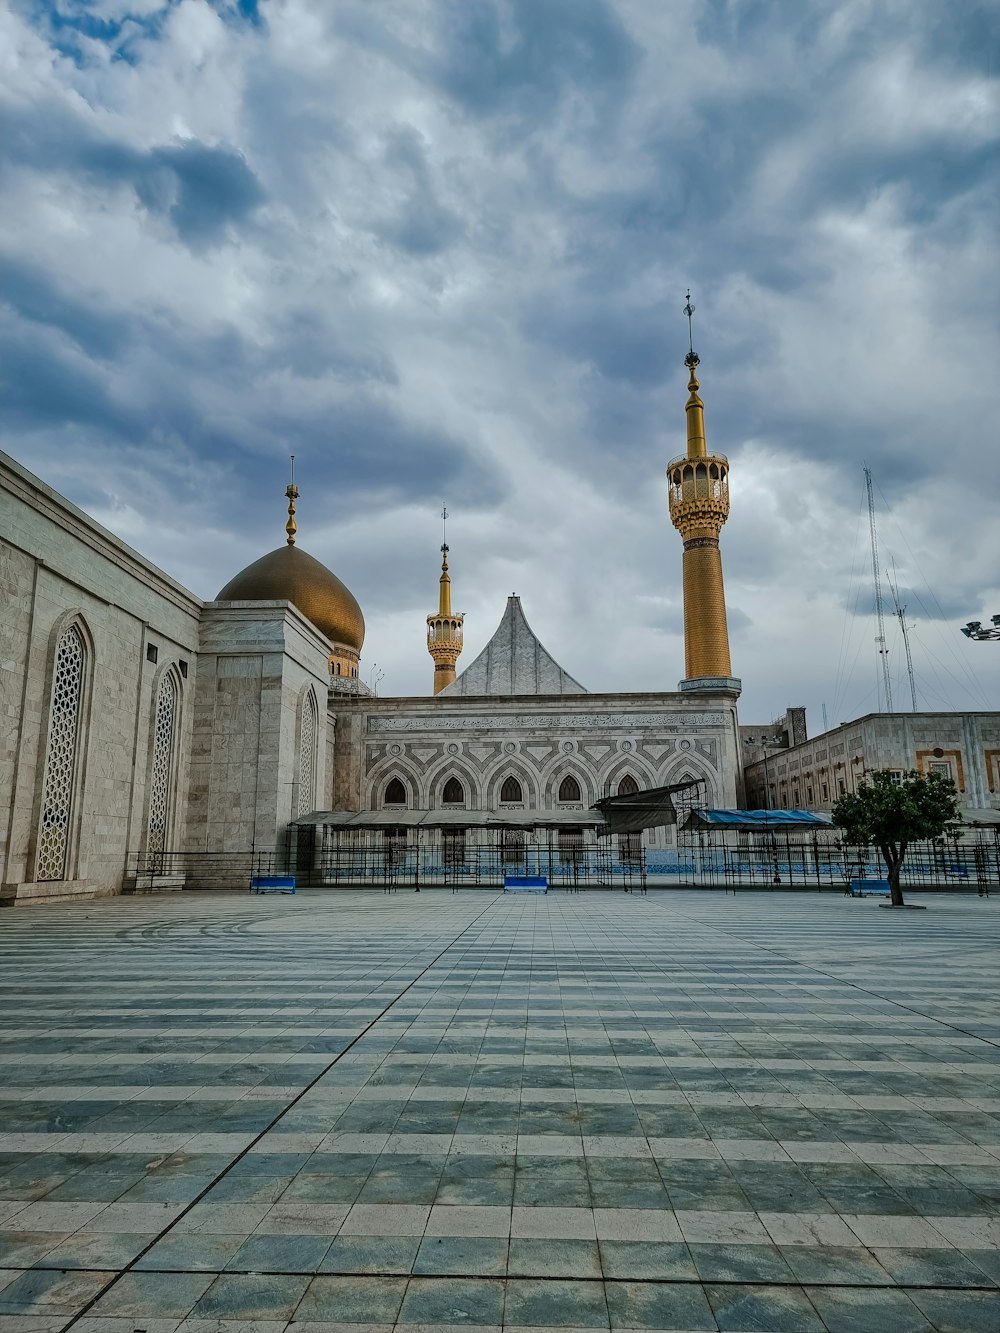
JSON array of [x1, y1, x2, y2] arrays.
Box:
[[147, 674, 177, 854], [558, 775, 581, 802], [618, 774, 639, 797], [385, 777, 406, 805], [442, 776, 464, 804], [297, 694, 316, 816], [500, 776, 523, 803], [37, 626, 85, 881]]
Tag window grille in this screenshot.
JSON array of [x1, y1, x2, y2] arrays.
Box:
[[37, 626, 85, 881], [558, 775, 581, 802], [617, 774, 639, 797], [297, 695, 316, 816], [619, 832, 642, 866], [442, 776, 464, 804], [147, 674, 177, 854], [501, 827, 526, 865], [443, 828, 466, 865], [500, 776, 523, 803], [385, 777, 406, 805], [558, 828, 583, 864]]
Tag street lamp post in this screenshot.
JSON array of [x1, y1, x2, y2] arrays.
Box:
[[961, 614, 1000, 642], [743, 734, 784, 884]]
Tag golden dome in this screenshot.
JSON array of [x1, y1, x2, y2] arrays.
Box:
[[216, 544, 365, 652]]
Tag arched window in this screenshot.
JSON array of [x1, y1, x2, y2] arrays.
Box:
[[618, 774, 639, 797], [500, 776, 523, 804], [442, 776, 464, 804], [297, 692, 317, 816], [147, 673, 178, 853], [37, 624, 86, 881], [384, 777, 406, 805], [558, 775, 581, 802]]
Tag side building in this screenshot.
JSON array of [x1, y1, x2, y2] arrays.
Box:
[[743, 710, 1000, 824]]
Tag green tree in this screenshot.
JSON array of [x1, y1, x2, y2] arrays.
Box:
[[832, 770, 961, 907]]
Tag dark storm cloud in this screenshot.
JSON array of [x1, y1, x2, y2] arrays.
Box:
[[418, 0, 638, 122], [372, 126, 465, 257], [1, 103, 263, 248], [2, 0, 996, 715], [0, 254, 132, 361], [0, 319, 138, 439]]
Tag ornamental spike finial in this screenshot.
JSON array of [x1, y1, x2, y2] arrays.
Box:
[[284, 454, 299, 546], [683, 289, 700, 371]]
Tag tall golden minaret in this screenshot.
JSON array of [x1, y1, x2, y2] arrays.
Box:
[[427, 507, 464, 694], [668, 293, 738, 690]]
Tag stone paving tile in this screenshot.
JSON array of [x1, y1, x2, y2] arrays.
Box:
[[0, 889, 999, 1330]]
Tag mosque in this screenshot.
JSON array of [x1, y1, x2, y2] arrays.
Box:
[[0, 342, 745, 903]]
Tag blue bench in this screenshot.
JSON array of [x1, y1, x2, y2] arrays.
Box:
[[504, 876, 548, 893], [848, 878, 890, 897], [250, 875, 296, 895]]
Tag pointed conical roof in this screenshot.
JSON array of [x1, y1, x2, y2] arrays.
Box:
[[439, 596, 586, 697]]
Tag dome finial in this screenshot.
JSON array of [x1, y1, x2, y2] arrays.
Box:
[[285, 455, 299, 546], [683, 289, 700, 373]]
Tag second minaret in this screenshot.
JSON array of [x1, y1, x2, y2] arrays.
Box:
[[427, 522, 464, 694]]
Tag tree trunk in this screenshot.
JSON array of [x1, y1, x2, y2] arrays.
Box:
[[882, 841, 906, 907]]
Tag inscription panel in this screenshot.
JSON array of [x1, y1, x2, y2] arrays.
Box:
[[368, 711, 726, 734]]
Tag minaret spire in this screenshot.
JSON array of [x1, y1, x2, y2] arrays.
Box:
[[667, 293, 739, 693], [427, 504, 464, 694], [284, 455, 299, 546]]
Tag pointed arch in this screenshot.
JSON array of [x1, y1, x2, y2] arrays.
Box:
[[598, 754, 658, 800], [384, 776, 407, 806], [442, 776, 465, 805], [35, 613, 95, 882], [367, 755, 422, 810], [617, 773, 639, 797], [485, 759, 538, 810], [660, 753, 719, 806], [500, 775, 523, 804], [425, 755, 482, 810], [557, 774, 581, 803], [146, 664, 184, 854], [535, 752, 596, 810], [296, 686, 320, 817]]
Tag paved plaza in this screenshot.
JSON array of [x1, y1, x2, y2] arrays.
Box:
[[0, 890, 998, 1332]]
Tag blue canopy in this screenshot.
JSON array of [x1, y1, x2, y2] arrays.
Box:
[[682, 809, 834, 831]]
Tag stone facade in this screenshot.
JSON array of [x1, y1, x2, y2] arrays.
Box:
[[1, 453, 330, 903], [744, 711, 1000, 817], [1, 452, 200, 903], [187, 602, 331, 864], [331, 691, 742, 847]]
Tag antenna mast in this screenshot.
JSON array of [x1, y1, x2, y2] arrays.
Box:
[[887, 559, 918, 712], [864, 464, 893, 712]]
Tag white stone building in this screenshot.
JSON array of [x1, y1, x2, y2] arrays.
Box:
[[0, 445, 742, 902], [743, 710, 1000, 822], [1, 349, 749, 902]]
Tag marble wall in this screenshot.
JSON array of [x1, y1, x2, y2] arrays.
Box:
[[1, 452, 201, 902], [329, 692, 743, 842]]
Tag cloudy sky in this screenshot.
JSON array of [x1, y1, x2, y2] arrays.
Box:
[[3, 0, 998, 727]]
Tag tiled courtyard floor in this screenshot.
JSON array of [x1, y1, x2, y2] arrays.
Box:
[[0, 889, 998, 1332]]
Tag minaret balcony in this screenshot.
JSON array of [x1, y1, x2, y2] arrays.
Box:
[[669, 450, 730, 506]]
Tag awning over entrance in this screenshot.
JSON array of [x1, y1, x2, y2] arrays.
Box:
[[681, 809, 834, 831], [591, 779, 703, 834]]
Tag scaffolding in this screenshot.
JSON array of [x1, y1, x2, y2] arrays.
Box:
[[288, 809, 648, 891]]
